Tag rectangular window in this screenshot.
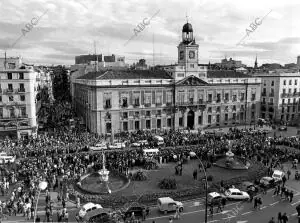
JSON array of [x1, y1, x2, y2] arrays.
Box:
[[232, 94, 237, 102], [208, 94, 212, 102], [167, 118, 171, 127], [122, 98, 128, 107], [198, 116, 202, 125], [134, 121, 139, 130], [251, 93, 256, 101], [123, 122, 128, 131], [20, 95, 25, 101], [8, 84, 13, 91], [283, 80, 286, 85], [208, 115, 211, 124], [240, 93, 245, 101], [157, 119, 161, 129], [271, 81, 274, 86], [9, 95, 14, 101], [216, 114, 220, 123], [179, 117, 183, 127], [156, 92, 162, 104], [289, 80, 292, 85], [216, 93, 221, 102], [146, 120, 151, 129], [225, 114, 228, 121], [146, 111, 151, 117], [19, 73, 24, 79], [7, 73, 12, 79], [105, 99, 111, 108], [190, 64, 194, 68], [145, 92, 151, 105], [295, 80, 298, 85], [10, 108, 14, 118], [233, 113, 236, 120], [225, 93, 229, 101], [0, 96, 1, 102], [21, 107, 26, 116]]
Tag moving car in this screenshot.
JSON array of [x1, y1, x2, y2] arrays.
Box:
[[0, 152, 16, 164], [278, 126, 287, 131], [272, 170, 285, 183], [157, 197, 183, 214], [82, 208, 113, 223], [224, 188, 250, 201], [122, 202, 147, 219], [259, 176, 276, 188], [207, 192, 226, 205], [78, 202, 103, 218], [240, 181, 259, 193]]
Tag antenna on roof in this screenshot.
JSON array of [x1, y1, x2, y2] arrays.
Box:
[[4, 51, 7, 69], [152, 33, 155, 67]]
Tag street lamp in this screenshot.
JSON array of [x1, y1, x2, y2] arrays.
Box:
[[193, 153, 208, 223], [34, 181, 48, 223]]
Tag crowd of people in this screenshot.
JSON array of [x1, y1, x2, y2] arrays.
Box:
[[0, 127, 299, 222]]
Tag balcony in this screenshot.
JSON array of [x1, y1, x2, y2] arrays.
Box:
[[120, 104, 128, 108], [224, 99, 229, 103], [268, 102, 274, 106], [104, 105, 112, 109], [155, 103, 162, 107], [166, 102, 172, 106], [207, 100, 213, 104], [133, 103, 140, 108], [262, 92, 267, 96], [17, 88, 25, 93], [144, 103, 151, 107], [269, 93, 274, 97], [5, 89, 14, 94], [240, 98, 245, 102]]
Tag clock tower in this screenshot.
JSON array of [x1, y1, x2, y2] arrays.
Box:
[[177, 22, 199, 74]]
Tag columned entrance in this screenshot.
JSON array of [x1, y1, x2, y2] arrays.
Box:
[[187, 110, 195, 129]]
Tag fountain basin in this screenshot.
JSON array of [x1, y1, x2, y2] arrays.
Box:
[[78, 171, 130, 195]]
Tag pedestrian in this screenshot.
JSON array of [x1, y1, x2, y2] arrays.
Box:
[[285, 190, 289, 201], [209, 204, 214, 217], [278, 212, 282, 223], [193, 169, 197, 180], [257, 198, 262, 210], [290, 190, 294, 202], [142, 208, 146, 221], [281, 213, 288, 223], [276, 185, 281, 196], [268, 217, 275, 223], [254, 197, 257, 209], [169, 217, 173, 223], [221, 197, 226, 209], [282, 175, 287, 187], [281, 186, 285, 198], [174, 206, 180, 219], [287, 169, 291, 180]]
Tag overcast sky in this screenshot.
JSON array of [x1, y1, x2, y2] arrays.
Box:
[[1, 0, 299, 66]]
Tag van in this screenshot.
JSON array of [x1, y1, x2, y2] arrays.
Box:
[[157, 197, 183, 214], [272, 170, 285, 182], [143, 148, 159, 157], [154, 136, 164, 145]]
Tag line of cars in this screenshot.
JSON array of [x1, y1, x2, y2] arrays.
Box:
[[208, 169, 285, 205], [76, 196, 183, 223]]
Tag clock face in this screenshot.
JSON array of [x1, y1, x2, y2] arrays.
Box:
[[180, 51, 184, 60], [189, 51, 195, 59]]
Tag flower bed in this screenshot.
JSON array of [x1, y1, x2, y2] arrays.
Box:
[[69, 161, 268, 208]]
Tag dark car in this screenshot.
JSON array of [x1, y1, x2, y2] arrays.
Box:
[[240, 181, 259, 193], [83, 208, 115, 223], [122, 202, 147, 219], [278, 126, 287, 131], [259, 177, 276, 188]]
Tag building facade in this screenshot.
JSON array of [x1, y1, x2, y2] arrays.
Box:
[[253, 71, 300, 125], [72, 22, 261, 135], [0, 59, 38, 138]]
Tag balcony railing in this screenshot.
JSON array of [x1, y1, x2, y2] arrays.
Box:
[[166, 102, 172, 106], [155, 103, 162, 107], [133, 103, 140, 108], [18, 88, 25, 93], [269, 93, 274, 97], [104, 105, 111, 109], [121, 104, 128, 108], [5, 89, 14, 94], [224, 99, 229, 103], [262, 92, 267, 96], [144, 103, 151, 107]]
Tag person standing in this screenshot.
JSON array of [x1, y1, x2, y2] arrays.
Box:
[[287, 169, 291, 180], [268, 217, 275, 223], [278, 212, 282, 223], [282, 175, 287, 187], [281, 213, 288, 223]]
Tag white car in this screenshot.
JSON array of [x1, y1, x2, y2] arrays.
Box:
[[78, 202, 103, 218], [157, 197, 183, 214], [108, 142, 126, 149], [0, 152, 16, 164], [132, 140, 148, 147], [224, 188, 250, 201], [89, 144, 108, 151]]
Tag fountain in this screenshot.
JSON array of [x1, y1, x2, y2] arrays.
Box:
[[98, 148, 111, 194], [77, 147, 129, 194]]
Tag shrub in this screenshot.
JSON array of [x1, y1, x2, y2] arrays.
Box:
[[158, 178, 177, 189], [131, 170, 147, 181], [207, 175, 213, 181], [144, 160, 159, 170]]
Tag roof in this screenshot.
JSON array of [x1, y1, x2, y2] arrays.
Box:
[[227, 188, 241, 193], [158, 197, 175, 203], [176, 75, 208, 86], [77, 69, 173, 80], [82, 202, 98, 209], [207, 70, 252, 78], [182, 23, 193, 32], [208, 192, 221, 197]]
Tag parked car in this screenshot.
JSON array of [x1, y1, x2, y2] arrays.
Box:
[[278, 126, 287, 131], [90, 144, 108, 152], [272, 170, 285, 183], [121, 202, 147, 219], [0, 152, 16, 164], [78, 202, 103, 218], [82, 208, 114, 223], [108, 142, 126, 149], [207, 192, 226, 205], [240, 181, 259, 193], [259, 176, 276, 188], [132, 140, 149, 147], [224, 188, 250, 201], [157, 197, 183, 214]]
